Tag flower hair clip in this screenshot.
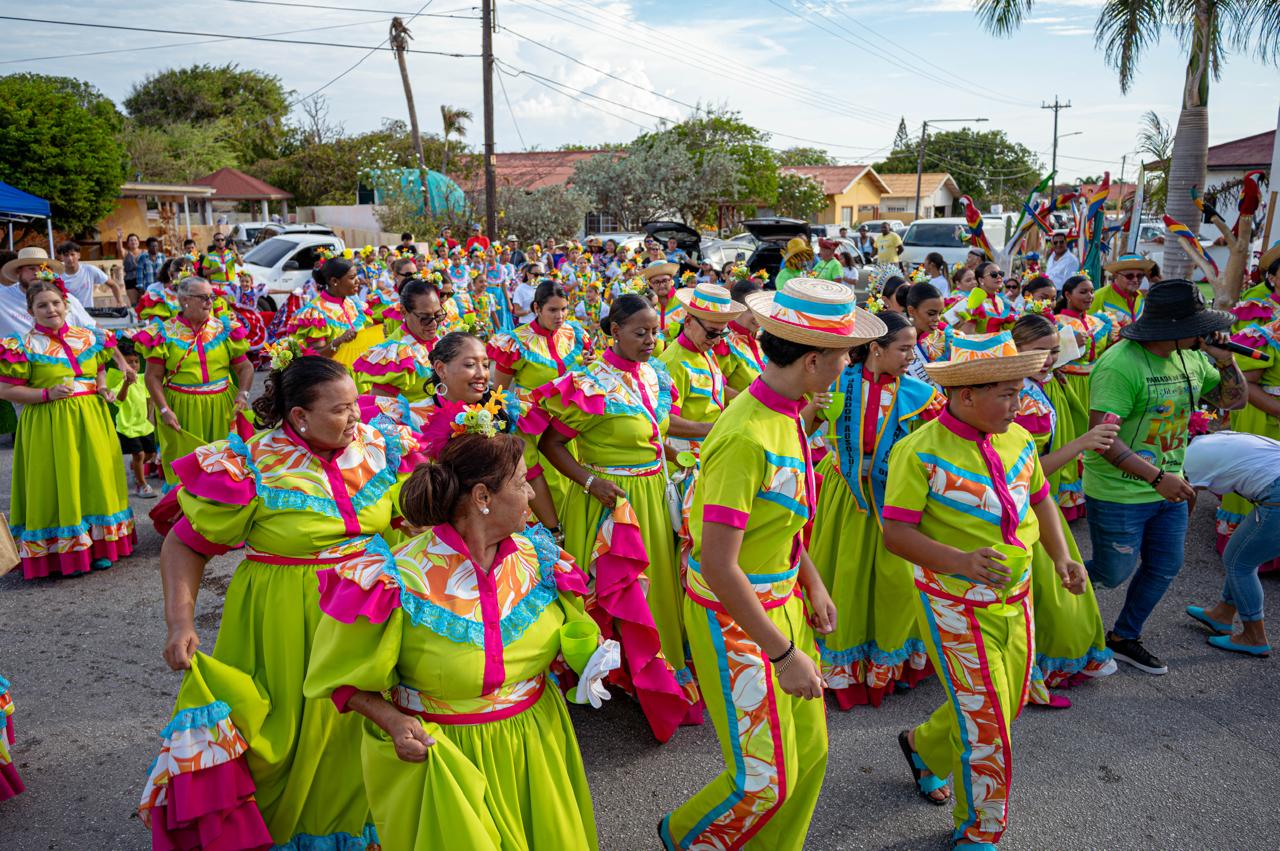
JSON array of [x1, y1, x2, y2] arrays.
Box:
[[263, 339, 300, 371], [450, 399, 504, 439], [865, 293, 887, 314]]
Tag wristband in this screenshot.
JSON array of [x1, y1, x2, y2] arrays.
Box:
[[41, 388, 49, 402], [583, 474, 595, 494], [160, 406, 172, 416], [1150, 470, 1165, 488], [768, 640, 795, 665]]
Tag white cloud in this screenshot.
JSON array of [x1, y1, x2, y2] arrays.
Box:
[[1046, 25, 1095, 36]]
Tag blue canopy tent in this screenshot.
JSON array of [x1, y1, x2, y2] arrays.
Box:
[[0, 181, 54, 252]]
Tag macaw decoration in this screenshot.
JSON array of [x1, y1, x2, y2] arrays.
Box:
[[1184, 170, 1268, 306], [1162, 214, 1220, 278], [1079, 172, 1110, 283], [959, 195, 995, 260], [1010, 172, 1055, 240]]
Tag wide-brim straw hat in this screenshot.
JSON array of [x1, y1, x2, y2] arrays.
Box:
[[924, 331, 1049, 387], [744, 277, 885, 348], [640, 261, 678, 281], [1104, 253, 1156, 275], [675, 283, 746, 321], [782, 237, 814, 265], [1, 247, 63, 284], [1119, 279, 1233, 342], [1260, 239, 1280, 274]]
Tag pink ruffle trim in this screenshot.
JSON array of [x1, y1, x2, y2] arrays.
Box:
[[228, 323, 248, 343], [317, 567, 401, 625], [1231, 303, 1274, 321], [519, 404, 552, 436], [0, 347, 25, 364], [0, 761, 24, 801], [353, 354, 415, 377], [591, 503, 690, 743], [399, 448, 428, 474], [531, 374, 606, 416], [485, 339, 520, 373], [173, 517, 235, 557], [150, 758, 273, 851], [287, 315, 327, 331], [150, 488, 183, 537], [172, 452, 256, 505], [554, 560, 590, 596], [830, 659, 934, 711], [22, 532, 136, 580]]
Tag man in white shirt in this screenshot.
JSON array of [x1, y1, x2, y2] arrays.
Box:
[[1044, 232, 1081, 289], [1183, 431, 1280, 656], [0, 247, 99, 338], [57, 241, 125, 308]]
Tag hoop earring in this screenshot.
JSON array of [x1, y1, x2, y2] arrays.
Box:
[[436, 382, 448, 397]]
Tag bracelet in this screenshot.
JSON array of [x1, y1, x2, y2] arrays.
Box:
[[159, 406, 172, 416], [772, 644, 797, 675], [1150, 470, 1165, 488], [768, 640, 795, 665], [583, 474, 595, 494], [41, 388, 49, 402]]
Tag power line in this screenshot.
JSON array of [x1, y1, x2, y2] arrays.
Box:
[[223, 0, 478, 17], [0, 16, 481, 58], [496, 63, 528, 151], [495, 61, 659, 130]]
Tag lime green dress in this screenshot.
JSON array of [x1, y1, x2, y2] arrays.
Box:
[[138, 417, 419, 850], [0, 325, 135, 580], [535, 347, 696, 742], [304, 524, 599, 851], [288, 290, 385, 369], [352, 326, 438, 401], [135, 315, 249, 491], [1056, 309, 1114, 520]]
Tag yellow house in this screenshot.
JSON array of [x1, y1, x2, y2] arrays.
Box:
[[779, 165, 892, 227]]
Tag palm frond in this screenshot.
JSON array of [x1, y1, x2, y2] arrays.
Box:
[[1095, 0, 1165, 93], [1224, 0, 1280, 66], [973, 0, 1039, 37], [1136, 110, 1173, 163]]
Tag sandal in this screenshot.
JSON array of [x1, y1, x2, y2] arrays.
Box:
[[1207, 635, 1271, 657], [898, 730, 950, 805], [134, 483, 158, 499], [1186, 606, 1232, 635]]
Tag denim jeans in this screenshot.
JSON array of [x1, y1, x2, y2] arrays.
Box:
[[1220, 476, 1280, 622], [1084, 496, 1189, 640]]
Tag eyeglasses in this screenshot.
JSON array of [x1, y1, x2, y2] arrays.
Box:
[[184, 293, 215, 303], [1004, 282, 1021, 290], [1119, 271, 1143, 280], [413, 310, 448, 324]]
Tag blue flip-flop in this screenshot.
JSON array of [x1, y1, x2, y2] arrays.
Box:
[[1186, 605, 1232, 635], [1207, 635, 1270, 657]]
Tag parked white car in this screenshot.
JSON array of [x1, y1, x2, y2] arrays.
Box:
[[899, 216, 1009, 268], [240, 234, 346, 306]]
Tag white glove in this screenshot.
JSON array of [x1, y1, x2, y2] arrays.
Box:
[[574, 639, 621, 709]]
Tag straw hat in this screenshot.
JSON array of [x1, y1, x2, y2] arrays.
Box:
[[1104, 253, 1156, 276], [744, 277, 885, 348], [924, 331, 1049, 387], [1053, 324, 1084, 370], [1, 247, 63, 284], [675, 283, 746, 321], [782, 237, 814, 265], [1260, 239, 1280, 274], [639, 260, 678, 281]]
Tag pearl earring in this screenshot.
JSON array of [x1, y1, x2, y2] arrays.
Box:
[[299, 424, 307, 433], [481, 506, 490, 515]]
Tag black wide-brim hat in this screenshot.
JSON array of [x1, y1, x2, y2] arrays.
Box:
[[1119, 279, 1233, 342]]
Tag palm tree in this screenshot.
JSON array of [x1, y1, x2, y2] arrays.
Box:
[[440, 105, 472, 176], [974, 0, 1280, 281], [1136, 110, 1173, 213]]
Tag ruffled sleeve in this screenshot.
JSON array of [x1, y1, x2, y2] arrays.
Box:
[[0, 337, 29, 385], [353, 338, 418, 396], [170, 439, 260, 556], [93, 328, 118, 370], [304, 538, 405, 712], [487, 332, 522, 376], [136, 285, 174, 321], [132, 320, 168, 366], [532, 370, 607, 439], [286, 303, 336, 355], [225, 316, 250, 365]]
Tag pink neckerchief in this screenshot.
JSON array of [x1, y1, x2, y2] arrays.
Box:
[[434, 522, 521, 695], [530, 319, 565, 373], [33, 322, 84, 376], [937, 406, 1024, 547]]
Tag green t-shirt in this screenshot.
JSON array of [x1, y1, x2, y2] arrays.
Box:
[[1083, 339, 1221, 503], [107, 373, 154, 438], [811, 258, 841, 281], [775, 266, 802, 289]]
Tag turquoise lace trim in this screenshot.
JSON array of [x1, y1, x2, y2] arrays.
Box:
[[1216, 507, 1247, 524], [0, 673, 10, 695], [816, 637, 927, 668], [13, 508, 134, 542], [524, 523, 560, 573], [274, 823, 380, 851], [228, 415, 404, 519], [389, 533, 558, 648], [515, 322, 587, 372], [1036, 645, 1114, 676], [156, 316, 234, 353], [160, 701, 232, 738]]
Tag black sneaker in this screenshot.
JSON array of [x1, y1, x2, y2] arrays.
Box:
[[1106, 634, 1168, 675]]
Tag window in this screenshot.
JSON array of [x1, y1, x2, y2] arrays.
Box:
[[903, 222, 967, 247], [840, 207, 853, 226], [242, 237, 296, 268], [290, 242, 339, 270]]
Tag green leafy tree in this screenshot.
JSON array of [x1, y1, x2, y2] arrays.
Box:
[[122, 119, 239, 184], [493, 185, 591, 243], [1135, 110, 1172, 213], [774, 172, 827, 220], [0, 73, 127, 235], [639, 106, 769, 207], [874, 127, 1042, 210], [776, 146, 837, 167], [893, 117, 912, 151], [124, 64, 292, 164], [973, 0, 1280, 289]]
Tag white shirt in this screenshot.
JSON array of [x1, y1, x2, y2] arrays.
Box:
[[1045, 249, 1081, 289], [0, 283, 97, 340], [928, 274, 951, 297], [60, 263, 109, 307], [575, 301, 609, 322], [512, 282, 537, 315], [1184, 431, 1280, 501]]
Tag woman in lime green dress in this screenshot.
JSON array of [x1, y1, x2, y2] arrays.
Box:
[[139, 356, 421, 850], [1012, 315, 1118, 707], [808, 311, 942, 709], [537, 294, 698, 743], [305, 433, 602, 851], [0, 281, 135, 579], [136, 275, 254, 493], [354, 279, 445, 401], [289, 258, 384, 369], [1054, 274, 1114, 519]]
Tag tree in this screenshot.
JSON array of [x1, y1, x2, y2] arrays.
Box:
[[493, 185, 591, 243], [0, 73, 127, 235], [123, 64, 291, 164], [874, 128, 1042, 209], [774, 172, 827, 220], [893, 117, 912, 151], [973, 0, 1280, 289], [1135, 110, 1172, 213], [639, 106, 770, 209], [440, 105, 472, 175], [776, 146, 838, 167], [122, 119, 239, 184]]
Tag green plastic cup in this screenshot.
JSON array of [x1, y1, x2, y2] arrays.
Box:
[[675, 450, 697, 469], [560, 620, 598, 676], [988, 543, 1031, 618]]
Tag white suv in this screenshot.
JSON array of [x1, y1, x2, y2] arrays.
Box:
[[240, 234, 347, 308]]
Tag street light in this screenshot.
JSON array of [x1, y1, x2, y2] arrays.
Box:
[[915, 117, 988, 220]]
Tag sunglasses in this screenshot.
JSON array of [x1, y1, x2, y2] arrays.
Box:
[[413, 310, 448, 324], [986, 270, 1004, 279], [1119, 271, 1143, 280], [214, 237, 225, 242], [693, 317, 727, 339]]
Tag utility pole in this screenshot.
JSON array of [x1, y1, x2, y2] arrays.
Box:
[[390, 18, 427, 173], [913, 121, 928, 222], [1116, 153, 1127, 214], [1042, 96, 1072, 175], [481, 0, 497, 242]]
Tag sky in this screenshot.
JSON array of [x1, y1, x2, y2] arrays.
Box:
[[4, 0, 1279, 182]]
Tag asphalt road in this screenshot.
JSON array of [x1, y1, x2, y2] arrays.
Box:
[[1, 443, 1277, 850]]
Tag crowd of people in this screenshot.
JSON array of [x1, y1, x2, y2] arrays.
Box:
[[1, 221, 1279, 851]]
